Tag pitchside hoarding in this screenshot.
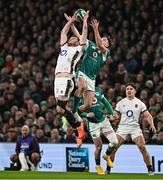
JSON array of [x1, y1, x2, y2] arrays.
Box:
[[66, 147, 89, 172], [0, 143, 162, 173]]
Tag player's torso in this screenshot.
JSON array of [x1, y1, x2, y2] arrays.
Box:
[[87, 88, 105, 123], [118, 98, 142, 126], [79, 41, 107, 80], [55, 44, 82, 75]]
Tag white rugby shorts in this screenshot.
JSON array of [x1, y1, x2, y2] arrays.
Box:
[[54, 77, 74, 98]]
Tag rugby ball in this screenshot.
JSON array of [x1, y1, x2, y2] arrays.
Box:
[[75, 9, 86, 21]]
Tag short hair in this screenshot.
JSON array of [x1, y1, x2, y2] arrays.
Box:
[[125, 83, 136, 90], [107, 35, 112, 47], [102, 34, 112, 47]]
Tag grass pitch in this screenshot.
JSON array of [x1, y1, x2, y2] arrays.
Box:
[[0, 171, 162, 179]]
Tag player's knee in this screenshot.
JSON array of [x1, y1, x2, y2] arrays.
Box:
[[56, 106, 64, 114], [85, 103, 91, 109], [138, 144, 146, 153], [31, 153, 40, 163], [78, 77, 85, 86], [56, 100, 68, 114], [10, 154, 18, 162], [95, 144, 102, 153], [110, 139, 118, 147]]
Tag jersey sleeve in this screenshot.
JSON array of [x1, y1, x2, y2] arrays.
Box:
[[140, 100, 147, 112], [115, 101, 121, 113], [102, 49, 110, 62], [85, 39, 89, 49], [102, 96, 113, 115]]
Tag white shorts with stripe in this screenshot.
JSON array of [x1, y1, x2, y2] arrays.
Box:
[[88, 117, 114, 138], [116, 125, 143, 141], [54, 77, 74, 98]]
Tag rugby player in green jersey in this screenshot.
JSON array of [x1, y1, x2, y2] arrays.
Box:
[[73, 19, 112, 115], [79, 87, 118, 175]]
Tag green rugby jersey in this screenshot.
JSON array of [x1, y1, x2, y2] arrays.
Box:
[[78, 40, 110, 80], [80, 87, 113, 123]]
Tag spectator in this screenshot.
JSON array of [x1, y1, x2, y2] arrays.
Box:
[[10, 125, 40, 171], [48, 129, 63, 143]]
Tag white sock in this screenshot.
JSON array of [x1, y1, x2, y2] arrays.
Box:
[[19, 153, 29, 170], [26, 156, 35, 171]]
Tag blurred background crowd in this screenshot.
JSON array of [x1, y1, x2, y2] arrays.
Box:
[[0, 0, 163, 145]]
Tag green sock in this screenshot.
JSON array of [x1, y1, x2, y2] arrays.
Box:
[[72, 96, 81, 113]]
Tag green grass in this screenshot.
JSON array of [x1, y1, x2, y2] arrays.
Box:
[[0, 171, 162, 179]]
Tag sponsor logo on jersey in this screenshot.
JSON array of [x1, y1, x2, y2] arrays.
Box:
[[60, 50, 67, 56], [92, 97, 97, 104], [126, 110, 133, 117], [92, 52, 97, 58]]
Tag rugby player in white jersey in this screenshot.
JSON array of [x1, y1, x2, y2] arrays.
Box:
[[54, 12, 89, 148], [106, 83, 156, 175]]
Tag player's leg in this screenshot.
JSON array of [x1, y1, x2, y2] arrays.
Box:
[[89, 122, 104, 175], [74, 72, 95, 113], [133, 135, 154, 175], [105, 134, 125, 174], [103, 131, 118, 168], [101, 118, 118, 168], [72, 76, 85, 113], [55, 78, 84, 148], [79, 90, 95, 112], [93, 137, 104, 175]]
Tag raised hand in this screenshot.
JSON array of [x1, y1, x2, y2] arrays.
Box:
[[90, 19, 99, 30], [64, 13, 71, 21], [64, 12, 77, 22], [83, 10, 89, 22]]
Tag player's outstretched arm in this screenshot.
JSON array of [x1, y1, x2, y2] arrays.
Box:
[[90, 19, 107, 52], [143, 111, 156, 133], [80, 11, 89, 46], [60, 13, 77, 46], [64, 13, 81, 40], [102, 96, 113, 115]]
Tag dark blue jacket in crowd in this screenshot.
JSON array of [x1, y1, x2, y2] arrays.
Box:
[[15, 134, 40, 156]]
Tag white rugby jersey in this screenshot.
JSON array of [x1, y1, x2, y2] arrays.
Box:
[[55, 43, 84, 76], [115, 97, 147, 126]]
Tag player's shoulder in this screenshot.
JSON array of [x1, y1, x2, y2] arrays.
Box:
[[60, 43, 68, 49], [88, 40, 95, 46], [95, 87, 103, 95], [118, 97, 127, 104], [133, 97, 144, 104]]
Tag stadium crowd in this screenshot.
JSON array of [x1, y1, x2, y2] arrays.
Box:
[[0, 0, 163, 144]]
